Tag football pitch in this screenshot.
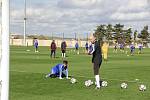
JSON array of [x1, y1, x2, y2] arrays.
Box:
[[10, 46, 150, 100]]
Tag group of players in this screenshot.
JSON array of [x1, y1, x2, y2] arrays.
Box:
[[43, 35, 103, 89], [33, 36, 144, 89], [113, 43, 143, 55], [34, 39, 67, 58], [33, 38, 93, 58]]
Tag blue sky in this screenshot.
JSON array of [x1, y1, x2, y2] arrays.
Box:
[[9, 0, 150, 38]]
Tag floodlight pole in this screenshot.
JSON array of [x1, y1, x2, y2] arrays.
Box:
[[87, 33, 88, 41], [23, 0, 26, 46], [52, 33, 53, 40], [74, 33, 76, 40], [1, 0, 9, 100], [62, 33, 64, 41]]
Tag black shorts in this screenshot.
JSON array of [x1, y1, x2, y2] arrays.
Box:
[[51, 50, 55, 54], [139, 48, 142, 51], [93, 61, 102, 75], [86, 47, 88, 51], [75, 48, 78, 50], [62, 50, 66, 53]]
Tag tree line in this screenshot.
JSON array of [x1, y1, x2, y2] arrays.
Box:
[[94, 24, 150, 45]]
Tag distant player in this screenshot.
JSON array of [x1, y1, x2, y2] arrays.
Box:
[[119, 43, 124, 53], [89, 34, 102, 89], [50, 40, 57, 58], [88, 44, 92, 54], [130, 44, 135, 55], [113, 43, 117, 53], [88, 42, 93, 55], [75, 41, 79, 54], [138, 43, 143, 54], [45, 60, 69, 79], [102, 42, 109, 61], [61, 41, 67, 58], [34, 39, 39, 52], [85, 42, 88, 53]]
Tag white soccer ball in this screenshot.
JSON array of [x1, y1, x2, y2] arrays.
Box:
[[139, 84, 146, 91], [135, 79, 139, 81], [70, 78, 77, 84], [88, 80, 93, 84], [102, 81, 108, 87], [121, 83, 128, 89], [26, 49, 30, 52], [85, 80, 93, 87], [85, 81, 90, 87]]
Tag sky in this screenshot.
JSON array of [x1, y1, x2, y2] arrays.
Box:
[[7, 0, 150, 38]]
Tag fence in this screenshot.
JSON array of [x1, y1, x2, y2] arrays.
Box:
[[10, 39, 88, 48]]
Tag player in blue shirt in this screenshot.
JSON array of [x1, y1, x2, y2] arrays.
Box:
[[88, 43, 93, 55], [45, 60, 69, 79], [119, 43, 124, 53], [138, 43, 143, 54], [34, 39, 39, 52], [85, 42, 88, 53], [75, 42, 79, 54], [130, 44, 135, 55]]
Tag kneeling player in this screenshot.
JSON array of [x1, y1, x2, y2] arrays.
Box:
[[45, 60, 69, 79]]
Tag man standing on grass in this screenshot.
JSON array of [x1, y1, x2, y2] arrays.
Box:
[[88, 42, 93, 55], [138, 43, 143, 54], [61, 41, 67, 58], [130, 44, 135, 56], [113, 43, 118, 53], [102, 42, 109, 61], [85, 42, 88, 53], [75, 41, 79, 54], [89, 34, 102, 89], [34, 39, 39, 53], [50, 40, 57, 58]]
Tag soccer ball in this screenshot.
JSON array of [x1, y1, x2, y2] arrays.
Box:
[[139, 84, 146, 91], [135, 79, 139, 81], [85, 80, 93, 87], [26, 49, 30, 52], [70, 78, 77, 84], [102, 81, 108, 87], [121, 83, 128, 89], [85, 81, 91, 87], [87, 80, 93, 85]]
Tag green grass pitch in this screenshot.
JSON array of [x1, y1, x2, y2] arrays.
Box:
[[10, 46, 150, 100]]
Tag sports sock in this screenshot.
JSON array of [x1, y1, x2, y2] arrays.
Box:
[[64, 53, 66, 58], [95, 75, 100, 88]]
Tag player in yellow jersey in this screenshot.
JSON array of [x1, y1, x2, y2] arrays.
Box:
[[102, 42, 109, 61]]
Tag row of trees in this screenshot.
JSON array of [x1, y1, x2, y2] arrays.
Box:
[[94, 24, 150, 45]]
